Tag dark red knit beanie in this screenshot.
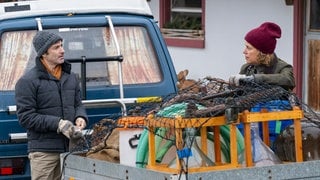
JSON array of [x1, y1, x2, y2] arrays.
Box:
[[244, 22, 281, 54]]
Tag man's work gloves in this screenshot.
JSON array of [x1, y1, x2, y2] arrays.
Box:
[[58, 119, 88, 152], [75, 117, 86, 130], [229, 74, 254, 86], [57, 119, 83, 139]]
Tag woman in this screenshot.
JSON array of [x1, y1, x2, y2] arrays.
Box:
[[229, 22, 295, 91]]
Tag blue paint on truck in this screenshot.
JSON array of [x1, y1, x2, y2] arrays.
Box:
[[0, 0, 178, 179]]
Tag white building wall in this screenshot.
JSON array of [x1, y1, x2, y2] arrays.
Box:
[[148, 0, 293, 81]]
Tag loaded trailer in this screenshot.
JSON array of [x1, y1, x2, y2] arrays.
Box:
[[0, 0, 319, 179], [61, 104, 320, 180]]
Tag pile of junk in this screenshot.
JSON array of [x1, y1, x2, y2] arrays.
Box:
[[69, 70, 320, 171]]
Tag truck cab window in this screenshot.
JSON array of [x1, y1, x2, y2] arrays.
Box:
[[0, 26, 162, 91], [0, 30, 36, 91]]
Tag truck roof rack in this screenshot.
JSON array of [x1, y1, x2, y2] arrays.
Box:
[[0, 0, 153, 21]]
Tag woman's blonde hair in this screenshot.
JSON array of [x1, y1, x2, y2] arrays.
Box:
[[257, 52, 274, 66]]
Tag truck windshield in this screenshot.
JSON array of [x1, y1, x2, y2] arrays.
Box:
[[0, 26, 162, 91]]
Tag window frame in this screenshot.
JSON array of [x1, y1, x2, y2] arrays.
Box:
[[159, 0, 206, 48]]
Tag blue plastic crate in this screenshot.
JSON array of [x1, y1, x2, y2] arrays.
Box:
[[237, 100, 293, 143]]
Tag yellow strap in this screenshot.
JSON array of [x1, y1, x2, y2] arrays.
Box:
[[136, 96, 162, 103]]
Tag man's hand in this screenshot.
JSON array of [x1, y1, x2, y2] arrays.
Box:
[[75, 117, 86, 130], [229, 74, 254, 86], [57, 119, 75, 139]]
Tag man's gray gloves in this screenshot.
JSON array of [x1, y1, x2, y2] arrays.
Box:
[[229, 74, 254, 86], [57, 119, 83, 139], [58, 119, 87, 152]]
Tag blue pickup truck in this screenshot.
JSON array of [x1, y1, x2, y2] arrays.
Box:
[[0, 0, 178, 179]]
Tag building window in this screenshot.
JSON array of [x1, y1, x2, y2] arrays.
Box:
[[309, 0, 320, 30], [160, 0, 205, 48]]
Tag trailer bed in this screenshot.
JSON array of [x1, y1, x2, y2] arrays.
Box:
[[61, 153, 320, 180]]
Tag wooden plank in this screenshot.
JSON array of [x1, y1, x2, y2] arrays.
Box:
[[308, 40, 320, 111]]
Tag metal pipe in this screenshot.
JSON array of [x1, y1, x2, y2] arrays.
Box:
[[81, 56, 87, 99], [106, 15, 124, 99], [35, 17, 43, 31]]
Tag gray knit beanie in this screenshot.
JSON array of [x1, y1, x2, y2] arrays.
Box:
[[33, 31, 63, 57]]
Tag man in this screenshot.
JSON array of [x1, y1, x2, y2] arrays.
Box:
[[15, 31, 88, 180]]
